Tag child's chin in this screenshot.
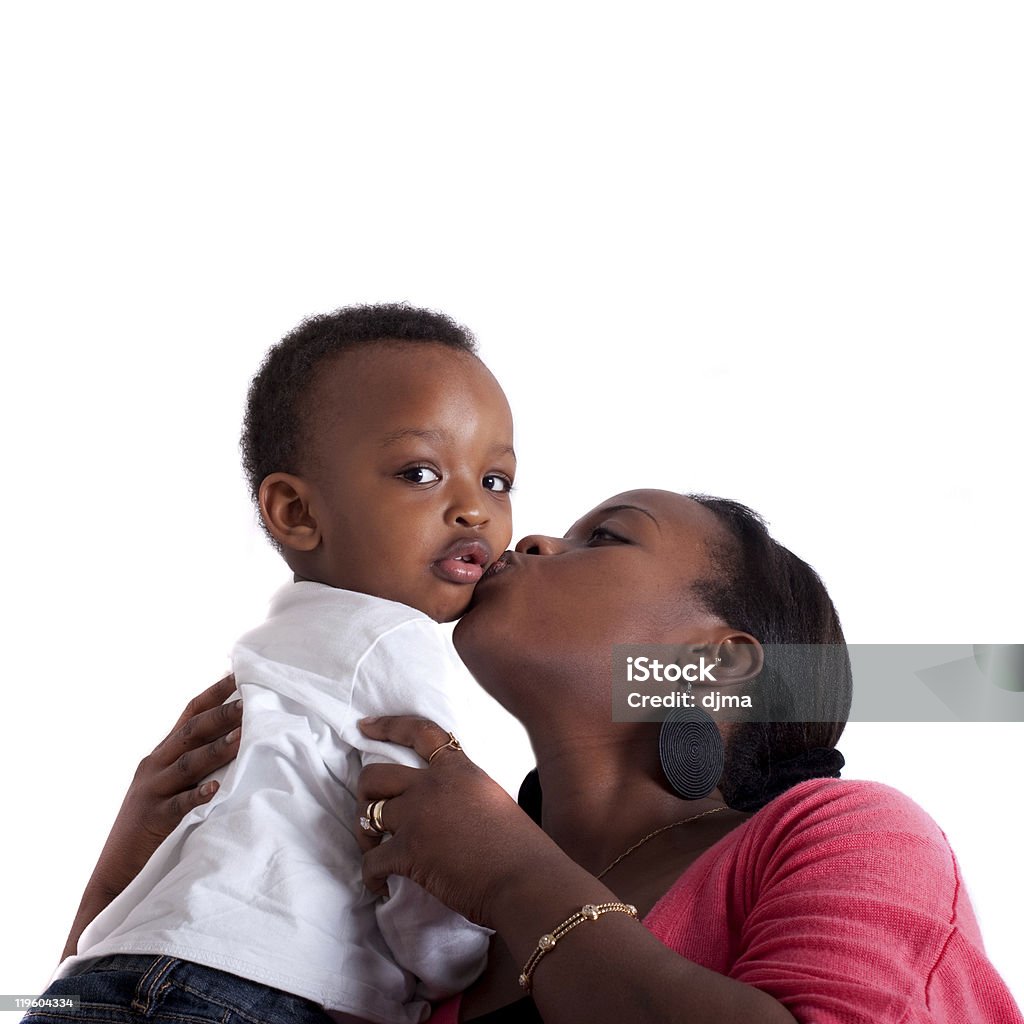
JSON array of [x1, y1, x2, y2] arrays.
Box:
[[436, 606, 469, 625], [434, 595, 475, 625]]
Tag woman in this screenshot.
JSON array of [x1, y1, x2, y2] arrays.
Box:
[[52, 490, 1021, 1023]]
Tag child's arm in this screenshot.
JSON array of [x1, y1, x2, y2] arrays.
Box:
[[61, 675, 242, 959]]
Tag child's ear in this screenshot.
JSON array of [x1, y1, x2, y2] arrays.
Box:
[[258, 473, 320, 552]]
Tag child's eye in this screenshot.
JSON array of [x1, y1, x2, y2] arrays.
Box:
[[483, 474, 514, 493], [400, 466, 441, 484]]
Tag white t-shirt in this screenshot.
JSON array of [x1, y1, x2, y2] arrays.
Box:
[[58, 582, 489, 1024]]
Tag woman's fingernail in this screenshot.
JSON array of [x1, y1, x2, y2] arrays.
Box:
[[232, 700, 243, 713], [199, 781, 218, 797], [226, 728, 241, 743], [360, 716, 379, 725]]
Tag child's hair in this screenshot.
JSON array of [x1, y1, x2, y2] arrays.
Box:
[[240, 303, 478, 510]]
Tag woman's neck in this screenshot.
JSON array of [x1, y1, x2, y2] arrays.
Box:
[[531, 731, 727, 878]]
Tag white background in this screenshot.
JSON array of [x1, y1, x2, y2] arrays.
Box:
[[2, 2, 1022, 1015]]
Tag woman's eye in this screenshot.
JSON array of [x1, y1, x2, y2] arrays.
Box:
[[587, 526, 623, 544], [483, 474, 513, 493], [400, 466, 441, 484]]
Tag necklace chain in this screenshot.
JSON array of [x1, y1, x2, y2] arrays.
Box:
[[596, 805, 728, 880]]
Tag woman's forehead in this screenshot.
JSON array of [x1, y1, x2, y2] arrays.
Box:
[[567, 489, 711, 535]]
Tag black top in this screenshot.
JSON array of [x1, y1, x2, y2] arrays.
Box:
[[463, 997, 544, 1023]]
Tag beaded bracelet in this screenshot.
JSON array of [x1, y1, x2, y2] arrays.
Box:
[[518, 901, 639, 992]]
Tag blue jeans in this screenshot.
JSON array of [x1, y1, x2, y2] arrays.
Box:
[[22, 955, 337, 1024]]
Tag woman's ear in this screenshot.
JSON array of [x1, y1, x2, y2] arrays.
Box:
[[258, 473, 321, 552], [705, 631, 764, 686]]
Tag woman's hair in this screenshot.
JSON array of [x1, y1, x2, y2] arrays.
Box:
[[686, 495, 853, 811]]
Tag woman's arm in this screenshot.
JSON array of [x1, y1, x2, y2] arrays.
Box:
[[357, 715, 796, 1024], [61, 675, 242, 960]]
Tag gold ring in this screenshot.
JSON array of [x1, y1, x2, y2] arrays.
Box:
[[427, 732, 463, 764], [359, 799, 388, 836]]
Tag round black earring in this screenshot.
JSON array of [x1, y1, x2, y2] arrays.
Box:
[[658, 706, 725, 800]]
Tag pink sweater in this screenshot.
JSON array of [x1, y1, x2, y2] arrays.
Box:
[[431, 778, 1021, 1023]]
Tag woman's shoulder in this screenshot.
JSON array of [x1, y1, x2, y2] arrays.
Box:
[[655, 776, 957, 920], [649, 778, 1022, 1023], [729, 776, 959, 902], [748, 775, 948, 845]]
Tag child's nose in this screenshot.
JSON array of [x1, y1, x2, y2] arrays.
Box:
[[454, 506, 487, 528], [447, 485, 488, 528]]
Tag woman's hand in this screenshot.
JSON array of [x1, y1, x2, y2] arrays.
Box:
[[357, 715, 556, 929], [115, 674, 243, 858], [358, 715, 798, 1024], [62, 675, 242, 959]]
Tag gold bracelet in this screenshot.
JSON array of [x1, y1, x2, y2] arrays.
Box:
[[518, 901, 639, 992]]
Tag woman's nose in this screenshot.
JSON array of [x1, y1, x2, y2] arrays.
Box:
[[514, 533, 567, 555]]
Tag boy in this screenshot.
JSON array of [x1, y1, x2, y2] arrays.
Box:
[[52, 305, 516, 1024]]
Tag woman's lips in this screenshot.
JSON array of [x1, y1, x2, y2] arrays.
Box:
[[431, 539, 492, 585], [480, 554, 510, 579], [462, 553, 514, 612]]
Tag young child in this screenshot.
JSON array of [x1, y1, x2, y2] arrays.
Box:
[[51, 305, 516, 1024]]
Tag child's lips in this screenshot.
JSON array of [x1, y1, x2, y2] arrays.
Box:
[[431, 539, 492, 585]]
